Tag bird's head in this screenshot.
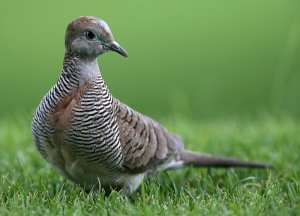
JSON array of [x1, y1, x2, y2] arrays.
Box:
[[65, 16, 128, 60]]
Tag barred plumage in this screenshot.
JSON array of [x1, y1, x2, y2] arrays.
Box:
[[32, 16, 271, 196], [32, 51, 125, 186]]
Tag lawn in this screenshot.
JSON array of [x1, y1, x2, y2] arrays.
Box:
[[0, 115, 299, 215]]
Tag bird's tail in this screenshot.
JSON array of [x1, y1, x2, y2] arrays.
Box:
[[179, 150, 272, 168]]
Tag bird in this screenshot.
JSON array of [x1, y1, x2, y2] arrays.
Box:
[[32, 16, 271, 196]]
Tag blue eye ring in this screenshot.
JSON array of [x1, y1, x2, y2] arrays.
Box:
[[84, 30, 97, 40]]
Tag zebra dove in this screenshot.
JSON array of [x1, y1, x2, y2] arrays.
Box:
[[32, 16, 270, 196]]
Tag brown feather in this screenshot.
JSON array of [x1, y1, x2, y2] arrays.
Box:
[[51, 80, 93, 135], [114, 98, 183, 173], [180, 150, 272, 168]]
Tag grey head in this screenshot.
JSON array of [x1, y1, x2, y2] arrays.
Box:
[[65, 16, 128, 60]]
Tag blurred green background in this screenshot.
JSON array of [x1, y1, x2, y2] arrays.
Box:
[[0, 0, 299, 119]]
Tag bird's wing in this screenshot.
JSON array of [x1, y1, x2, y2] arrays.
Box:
[[113, 98, 184, 173]]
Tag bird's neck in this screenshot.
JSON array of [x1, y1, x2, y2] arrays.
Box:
[[62, 51, 102, 85]]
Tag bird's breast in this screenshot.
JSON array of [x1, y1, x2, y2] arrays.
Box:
[[51, 80, 93, 133], [47, 80, 123, 184]]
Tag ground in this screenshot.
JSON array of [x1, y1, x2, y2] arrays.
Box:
[[0, 115, 299, 215]]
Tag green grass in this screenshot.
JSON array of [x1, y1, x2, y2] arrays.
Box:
[[0, 115, 299, 215]]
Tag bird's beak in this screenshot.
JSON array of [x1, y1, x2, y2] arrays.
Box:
[[104, 41, 128, 58]]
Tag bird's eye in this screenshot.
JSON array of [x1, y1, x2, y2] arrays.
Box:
[[84, 31, 97, 40]]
